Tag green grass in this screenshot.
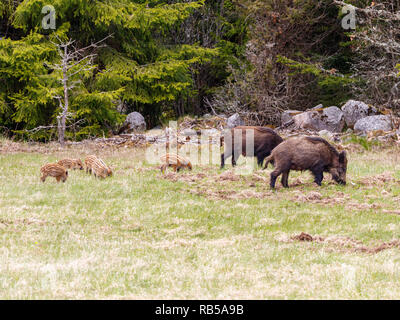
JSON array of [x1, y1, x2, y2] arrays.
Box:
[[1, 142, 400, 299]]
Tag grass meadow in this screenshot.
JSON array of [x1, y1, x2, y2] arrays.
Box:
[[1, 138, 400, 299]]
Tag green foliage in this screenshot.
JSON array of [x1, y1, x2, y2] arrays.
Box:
[[0, 0, 245, 140], [0, 33, 57, 129], [343, 134, 381, 151], [277, 55, 355, 107]]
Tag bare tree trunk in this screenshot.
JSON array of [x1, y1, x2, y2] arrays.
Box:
[[50, 35, 111, 147], [59, 50, 69, 147]]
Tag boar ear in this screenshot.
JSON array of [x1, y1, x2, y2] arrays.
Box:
[[339, 150, 347, 163]]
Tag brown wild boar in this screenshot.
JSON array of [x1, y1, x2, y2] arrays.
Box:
[[40, 163, 68, 183], [57, 158, 84, 170], [84, 155, 112, 179], [221, 126, 283, 168], [84, 155, 98, 174], [264, 136, 347, 188], [160, 153, 192, 173]]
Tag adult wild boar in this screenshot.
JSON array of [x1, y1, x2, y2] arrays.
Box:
[[221, 126, 283, 168], [264, 136, 347, 188]]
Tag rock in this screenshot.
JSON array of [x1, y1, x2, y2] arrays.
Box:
[[341, 100, 377, 128], [202, 128, 220, 136], [293, 106, 344, 133], [226, 113, 244, 128], [321, 106, 345, 132], [122, 112, 146, 133], [182, 128, 198, 136], [281, 110, 301, 125], [354, 115, 393, 133], [293, 111, 321, 131], [203, 113, 212, 118]]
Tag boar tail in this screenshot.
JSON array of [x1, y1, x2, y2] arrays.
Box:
[[263, 155, 273, 170]]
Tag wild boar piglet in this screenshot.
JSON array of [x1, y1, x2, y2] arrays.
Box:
[[160, 153, 192, 173], [40, 163, 68, 183], [57, 158, 84, 170]]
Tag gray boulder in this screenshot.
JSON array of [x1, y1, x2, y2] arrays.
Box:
[[341, 100, 377, 128], [281, 110, 301, 125], [226, 113, 244, 128], [321, 106, 345, 132], [181, 128, 197, 136], [354, 115, 393, 133], [293, 106, 344, 132], [122, 112, 146, 133], [293, 111, 321, 131]]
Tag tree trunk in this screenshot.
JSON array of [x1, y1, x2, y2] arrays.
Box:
[[58, 46, 69, 147]]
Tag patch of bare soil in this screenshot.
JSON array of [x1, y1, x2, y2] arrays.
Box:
[[0, 140, 59, 154], [218, 171, 241, 182], [345, 202, 382, 211], [136, 166, 160, 173], [288, 177, 314, 187], [190, 187, 273, 200], [292, 190, 349, 206], [250, 174, 269, 183], [381, 209, 400, 216], [161, 172, 206, 183], [0, 218, 49, 229], [359, 172, 399, 186], [290, 232, 400, 254]]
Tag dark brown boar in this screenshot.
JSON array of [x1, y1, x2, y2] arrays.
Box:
[[264, 136, 347, 188], [221, 126, 283, 168]]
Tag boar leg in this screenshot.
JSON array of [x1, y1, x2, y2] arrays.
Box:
[[56, 176, 61, 183], [311, 165, 324, 186], [221, 142, 233, 169], [256, 153, 266, 167], [270, 166, 286, 189], [231, 149, 240, 167], [281, 171, 290, 188], [313, 172, 323, 186], [221, 150, 232, 169], [270, 169, 280, 189], [270, 160, 291, 189]]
